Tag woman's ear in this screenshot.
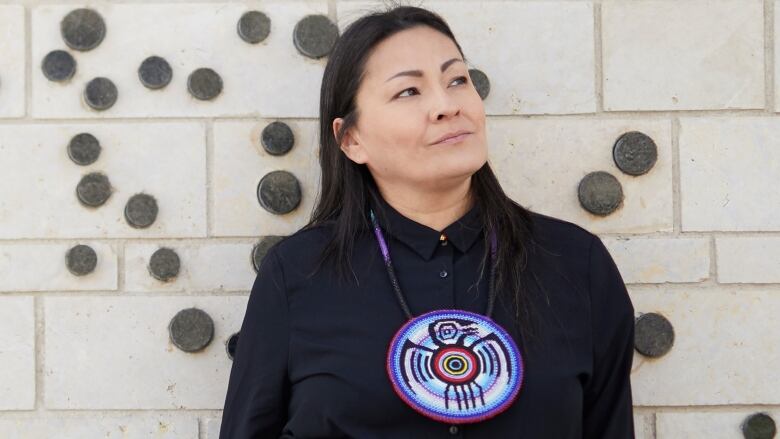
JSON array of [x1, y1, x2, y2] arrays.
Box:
[[333, 117, 368, 164]]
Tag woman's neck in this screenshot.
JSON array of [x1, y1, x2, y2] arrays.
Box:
[[377, 178, 474, 232]]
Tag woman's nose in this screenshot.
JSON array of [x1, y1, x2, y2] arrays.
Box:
[[430, 87, 460, 120]]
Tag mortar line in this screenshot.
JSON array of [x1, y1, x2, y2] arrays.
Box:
[[34, 294, 43, 415], [766, 0, 775, 112], [206, 120, 214, 238], [593, 1, 603, 114], [710, 235, 718, 284], [671, 117, 681, 235], [23, 3, 30, 119]]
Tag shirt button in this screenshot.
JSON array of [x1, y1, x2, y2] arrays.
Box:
[[449, 425, 459, 435], [439, 269, 448, 278]]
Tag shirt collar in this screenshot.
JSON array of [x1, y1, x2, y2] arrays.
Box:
[[368, 194, 484, 261]]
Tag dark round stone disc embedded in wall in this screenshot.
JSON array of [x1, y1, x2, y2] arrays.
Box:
[[187, 67, 223, 100], [237, 10, 271, 44], [148, 247, 180, 282], [256, 170, 302, 214], [634, 312, 675, 358], [83, 77, 118, 111], [168, 307, 214, 353], [293, 14, 339, 59], [468, 68, 490, 100], [124, 193, 158, 228], [67, 132, 101, 166], [251, 235, 285, 273], [261, 121, 295, 155], [60, 8, 106, 51], [66, 244, 98, 276], [76, 172, 112, 207], [742, 412, 777, 439], [41, 50, 77, 82], [577, 171, 623, 216], [138, 55, 173, 90], [226, 332, 239, 360], [613, 131, 658, 176]]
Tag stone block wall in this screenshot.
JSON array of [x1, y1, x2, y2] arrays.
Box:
[[0, 0, 778, 437]]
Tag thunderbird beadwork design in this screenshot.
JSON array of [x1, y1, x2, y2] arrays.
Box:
[[387, 309, 524, 424]]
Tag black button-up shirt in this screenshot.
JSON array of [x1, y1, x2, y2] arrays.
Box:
[[219, 195, 636, 438]]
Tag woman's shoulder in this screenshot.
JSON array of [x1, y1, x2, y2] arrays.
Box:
[[522, 210, 627, 310], [525, 208, 597, 256], [523, 209, 626, 295], [263, 220, 338, 263]]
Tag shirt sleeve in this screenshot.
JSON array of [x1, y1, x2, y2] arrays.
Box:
[[582, 235, 636, 439], [219, 248, 290, 439]]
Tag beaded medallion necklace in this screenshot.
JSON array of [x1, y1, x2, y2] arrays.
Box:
[[368, 207, 525, 424]]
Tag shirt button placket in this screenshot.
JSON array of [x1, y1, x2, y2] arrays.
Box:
[[448, 424, 460, 435]]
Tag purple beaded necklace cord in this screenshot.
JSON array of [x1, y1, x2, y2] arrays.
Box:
[[369, 208, 499, 321]]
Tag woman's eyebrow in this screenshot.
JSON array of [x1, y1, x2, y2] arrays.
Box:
[[385, 58, 464, 82]]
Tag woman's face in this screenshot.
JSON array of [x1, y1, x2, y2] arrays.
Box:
[[334, 25, 487, 193]]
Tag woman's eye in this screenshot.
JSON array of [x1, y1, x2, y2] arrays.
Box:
[[397, 87, 419, 98], [452, 76, 468, 86], [395, 76, 469, 99]]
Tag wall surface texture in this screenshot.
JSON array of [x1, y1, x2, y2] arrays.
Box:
[[1, 0, 778, 438]]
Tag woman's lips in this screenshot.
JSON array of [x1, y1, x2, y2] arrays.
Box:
[[434, 132, 471, 145]]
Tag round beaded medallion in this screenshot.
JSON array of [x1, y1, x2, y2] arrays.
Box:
[[386, 309, 524, 424]]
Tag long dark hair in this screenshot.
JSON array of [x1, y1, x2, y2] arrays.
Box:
[[302, 3, 542, 351]]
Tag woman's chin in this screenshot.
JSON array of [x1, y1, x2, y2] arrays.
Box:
[[427, 162, 485, 183]]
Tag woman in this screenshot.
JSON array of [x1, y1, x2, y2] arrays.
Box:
[[220, 5, 635, 438]]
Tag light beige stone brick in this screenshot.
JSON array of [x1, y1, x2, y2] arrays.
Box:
[[338, 0, 597, 115], [488, 118, 673, 233], [634, 412, 654, 439], [31, 2, 328, 118], [657, 410, 780, 439], [124, 242, 255, 292], [0, 415, 197, 438], [213, 119, 320, 237], [679, 117, 780, 231], [716, 237, 780, 283], [0, 123, 206, 238], [0, 296, 35, 410], [602, 237, 710, 284], [0, 243, 118, 292], [205, 417, 222, 439], [603, 0, 764, 111], [44, 296, 247, 409], [0, 6, 26, 118], [629, 288, 780, 405]]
